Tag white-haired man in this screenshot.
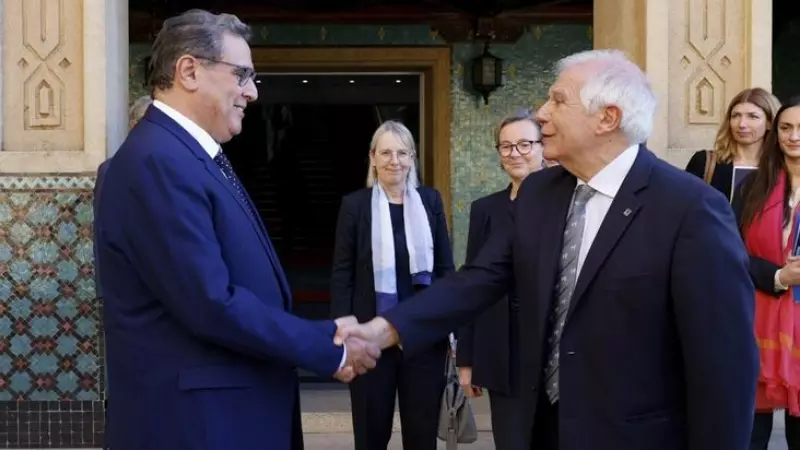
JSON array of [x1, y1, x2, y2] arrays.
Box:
[[337, 49, 758, 450]]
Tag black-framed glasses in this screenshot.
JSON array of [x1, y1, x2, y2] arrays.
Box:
[[496, 140, 541, 157], [196, 57, 256, 87]]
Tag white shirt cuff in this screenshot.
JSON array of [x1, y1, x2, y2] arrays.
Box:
[[338, 346, 347, 370], [775, 269, 788, 291]]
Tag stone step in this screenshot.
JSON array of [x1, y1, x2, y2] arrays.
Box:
[[299, 383, 493, 434]]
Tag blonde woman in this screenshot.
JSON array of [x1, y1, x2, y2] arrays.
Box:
[[330, 120, 454, 450], [456, 108, 544, 450], [686, 87, 781, 199]]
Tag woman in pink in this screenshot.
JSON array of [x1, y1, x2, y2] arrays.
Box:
[[734, 96, 800, 450]]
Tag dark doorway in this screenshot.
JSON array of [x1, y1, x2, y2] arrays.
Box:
[[774, 0, 800, 101], [222, 73, 422, 320]]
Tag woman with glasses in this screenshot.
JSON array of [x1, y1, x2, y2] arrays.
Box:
[[455, 108, 545, 450], [330, 120, 455, 450]]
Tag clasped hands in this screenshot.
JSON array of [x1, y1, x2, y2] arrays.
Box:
[[332, 316, 399, 383]]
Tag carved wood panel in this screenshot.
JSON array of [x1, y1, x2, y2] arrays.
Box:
[[3, 0, 84, 153], [667, 0, 744, 149]]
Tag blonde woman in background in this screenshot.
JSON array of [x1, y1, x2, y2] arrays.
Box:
[[330, 120, 455, 450]]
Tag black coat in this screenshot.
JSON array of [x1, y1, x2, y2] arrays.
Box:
[[455, 186, 518, 395], [329, 186, 455, 322]]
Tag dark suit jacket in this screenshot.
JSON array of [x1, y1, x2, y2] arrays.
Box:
[[95, 106, 345, 450], [455, 186, 518, 395], [730, 173, 784, 297], [329, 186, 455, 323], [685, 150, 734, 200], [382, 147, 758, 450]]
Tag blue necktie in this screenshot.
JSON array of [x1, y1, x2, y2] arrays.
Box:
[[213, 151, 259, 222]]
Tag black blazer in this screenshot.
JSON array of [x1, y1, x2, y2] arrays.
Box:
[[730, 173, 784, 297], [382, 147, 758, 450], [455, 186, 517, 395], [329, 186, 455, 322], [685, 150, 735, 200]]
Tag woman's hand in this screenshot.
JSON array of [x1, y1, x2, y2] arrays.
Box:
[[779, 256, 800, 286], [458, 367, 483, 398]]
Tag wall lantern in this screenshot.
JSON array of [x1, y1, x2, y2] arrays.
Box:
[[470, 41, 503, 105]]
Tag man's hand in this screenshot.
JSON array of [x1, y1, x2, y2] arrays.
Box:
[[342, 336, 381, 375], [334, 315, 359, 344], [335, 317, 400, 350], [334, 365, 356, 383], [458, 367, 482, 398], [332, 316, 379, 381]]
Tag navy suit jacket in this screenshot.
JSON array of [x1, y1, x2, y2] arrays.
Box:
[[95, 106, 344, 450], [455, 186, 519, 395], [383, 147, 758, 450]]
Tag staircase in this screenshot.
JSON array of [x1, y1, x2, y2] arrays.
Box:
[[289, 140, 338, 261], [247, 165, 283, 245]]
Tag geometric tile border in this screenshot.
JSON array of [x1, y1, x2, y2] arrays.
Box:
[[0, 176, 96, 192]]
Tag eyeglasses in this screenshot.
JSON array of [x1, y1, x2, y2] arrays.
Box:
[[374, 149, 414, 162], [496, 140, 541, 157], [196, 57, 256, 87]]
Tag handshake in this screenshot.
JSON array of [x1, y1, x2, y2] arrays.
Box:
[[331, 316, 400, 383]]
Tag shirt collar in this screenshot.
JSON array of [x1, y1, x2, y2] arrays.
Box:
[[152, 100, 220, 159], [576, 144, 639, 199]]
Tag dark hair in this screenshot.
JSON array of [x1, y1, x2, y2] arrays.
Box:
[[740, 95, 800, 230], [494, 108, 539, 145], [148, 9, 251, 92]]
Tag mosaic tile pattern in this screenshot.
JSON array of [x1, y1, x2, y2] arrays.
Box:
[[0, 176, 103, 448], [129, 23, 592, 265], [0, 177, 97, 191], [0, 184, 101, 403]]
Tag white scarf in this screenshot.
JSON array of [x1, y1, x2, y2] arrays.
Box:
[[371, 183, 434, 313]]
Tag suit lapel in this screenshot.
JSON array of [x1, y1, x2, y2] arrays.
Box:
[[200, 159, 293, 306], [144, 107, 293, 307], [535, 171, 576, 324], [566, 148, 652, 320]]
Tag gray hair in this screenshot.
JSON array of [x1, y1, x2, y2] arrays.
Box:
[[366, 120, 420, 190], [129, 95, 152, 126], [555, 49, 657, 145], [149, 9, 251, 92], [495, 108, 540, 145]]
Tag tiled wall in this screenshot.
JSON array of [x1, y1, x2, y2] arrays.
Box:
[[0, 176, 105, 448]]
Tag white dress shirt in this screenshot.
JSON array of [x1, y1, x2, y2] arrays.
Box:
[[574, 144, 639, 277], [152, 99, 348, 371], [153, 100, 221, 159]]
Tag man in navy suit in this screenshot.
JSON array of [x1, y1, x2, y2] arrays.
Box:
[[337, 49, 758, 450], [94, 10, 379, 450]]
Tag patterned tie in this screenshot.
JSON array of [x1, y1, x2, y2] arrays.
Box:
[[544, 184, 596, 404], [213, 151, 259, 222]]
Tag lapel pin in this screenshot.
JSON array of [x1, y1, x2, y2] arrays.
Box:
[[623, 208, 632, 216]]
